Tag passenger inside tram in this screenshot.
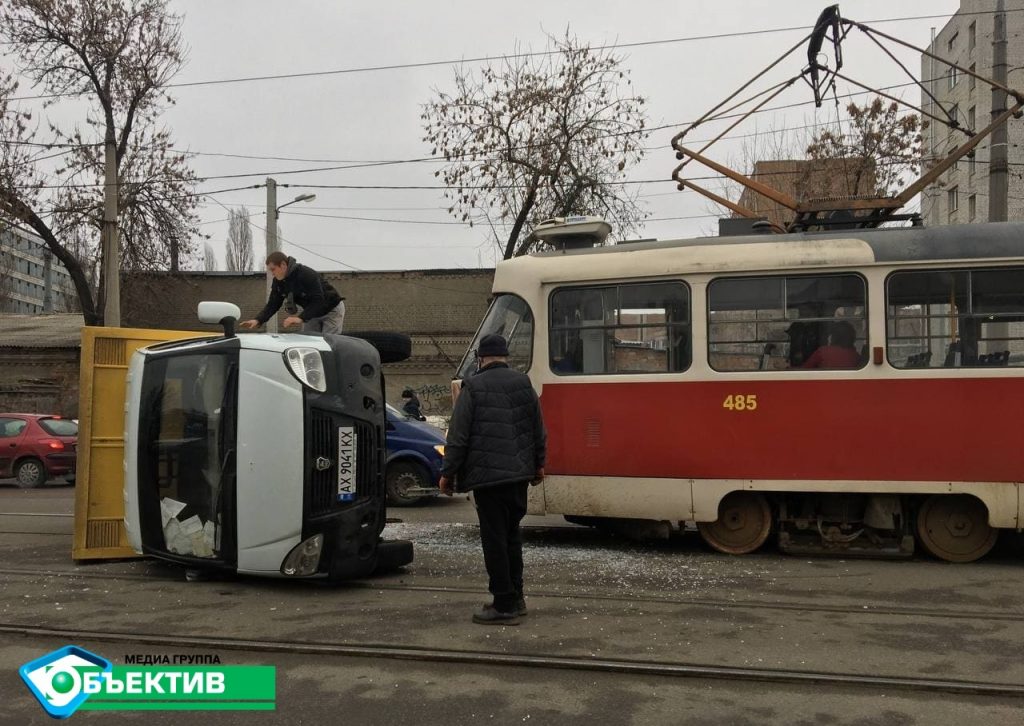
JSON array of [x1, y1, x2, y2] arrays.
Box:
[[797, 320, 861, 369]]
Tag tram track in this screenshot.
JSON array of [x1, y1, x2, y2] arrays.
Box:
[[2, 565, 1023, 624], [0, 621, 1020, 698]]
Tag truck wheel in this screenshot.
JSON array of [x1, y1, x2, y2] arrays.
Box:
[[15, 458, 46, 488], [386, 461, 430, 507], [345, 331, 411, 364]]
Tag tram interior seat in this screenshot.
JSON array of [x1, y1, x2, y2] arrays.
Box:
[[971, 350, 1011, 366], [906, 351, 932, 368], [947, 348, 1012, 367]]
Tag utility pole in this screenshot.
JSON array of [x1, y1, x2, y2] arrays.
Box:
[[928, 27, 936, 225], [42, 248, 53, 313], [989, 0, 1009, 222], [101, 137, 120, 326], [265, 177, 278, 333]]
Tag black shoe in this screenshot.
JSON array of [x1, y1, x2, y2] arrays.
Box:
[[515, 597, 528, 617], [472, 605, 520, 625]]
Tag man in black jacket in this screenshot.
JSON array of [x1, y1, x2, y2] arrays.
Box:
[[240, 252, 345, 333], [439, 333, 546, 625]]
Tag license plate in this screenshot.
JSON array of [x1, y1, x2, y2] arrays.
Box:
[[337, 426, 356, 501]]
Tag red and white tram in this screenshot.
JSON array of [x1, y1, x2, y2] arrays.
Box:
[[453, 219, 1024, 562]]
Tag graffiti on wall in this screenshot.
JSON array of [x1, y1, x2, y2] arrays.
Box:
[[411, 383, 451, 415]]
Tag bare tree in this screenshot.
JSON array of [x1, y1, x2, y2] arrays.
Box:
[[422, 33, 648, 259], [0, 71, 99, 320], [203, 242, 217, 271], [805, 97, 924, 198], [49, 123, 200, 275], [225, 207, 254, 271], [0, 0, 190, 325]]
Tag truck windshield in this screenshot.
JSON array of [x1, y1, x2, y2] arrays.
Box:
[[140, 353, 236, 560], [455, 294, 534, 380]]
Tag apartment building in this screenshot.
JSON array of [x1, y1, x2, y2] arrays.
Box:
[[921, 0, 1024, 225], [0, 225, 76, 314]]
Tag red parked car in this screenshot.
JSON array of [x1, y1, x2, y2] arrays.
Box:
[[0, 414, 78, 488]]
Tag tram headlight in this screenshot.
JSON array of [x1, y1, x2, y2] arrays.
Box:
[[283, 347, 327, 392], [281, 534, 324, 576]]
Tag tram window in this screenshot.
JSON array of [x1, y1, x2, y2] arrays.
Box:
[[456, 294, 534, 379], [708, 274, 867, 372], [887, 267, 1024, 368], [549, 282, 690, 375]]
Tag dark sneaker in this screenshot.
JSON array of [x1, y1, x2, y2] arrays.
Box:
[[472, 605, 520, 625], [515, 597, 528, 617]]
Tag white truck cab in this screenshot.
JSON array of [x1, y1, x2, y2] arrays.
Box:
[[123, 303, 412, 579]]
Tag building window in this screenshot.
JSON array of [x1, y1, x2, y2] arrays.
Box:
[[969, 153, 976, 176], [887, 268, 1024, 368], [948, 31, 958, 54], [948, 186, 959, 214], [948, 66, 959, 90], [968, 105, 976, 131], [969, 63, 976, 90], [708, 274, 867, 372], [549, 282, 691, 375], [948, 104, 959, 143], [968, 194, 977, 221], [968, 21, 976, 52]]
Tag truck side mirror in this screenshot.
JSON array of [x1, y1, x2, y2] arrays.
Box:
[[198, 301, 242, 338]]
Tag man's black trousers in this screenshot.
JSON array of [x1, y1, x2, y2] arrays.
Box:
[[473, 482, 529, 613]]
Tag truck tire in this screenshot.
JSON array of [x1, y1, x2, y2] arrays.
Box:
[[345, 331, 411, 364]]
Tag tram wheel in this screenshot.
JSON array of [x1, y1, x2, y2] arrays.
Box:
[[916, 494, 997, 563], [698, 491, 772, 555]]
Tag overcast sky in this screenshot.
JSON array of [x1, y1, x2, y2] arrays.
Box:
[[13, 0, 964, 272]]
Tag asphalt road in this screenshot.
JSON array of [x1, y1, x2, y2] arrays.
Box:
[[2, 484, 1024, 725]]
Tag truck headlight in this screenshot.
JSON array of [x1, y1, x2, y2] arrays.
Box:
[[281, 534, 324, 576], [284, 347, 327, 392], [433, 445, 445, 456]]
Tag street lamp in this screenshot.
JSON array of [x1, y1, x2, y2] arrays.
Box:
[[277, 193, 317, 213], [264, 178, 316, 332]]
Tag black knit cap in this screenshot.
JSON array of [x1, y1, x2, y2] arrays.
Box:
[[477, 333, 509, 357]]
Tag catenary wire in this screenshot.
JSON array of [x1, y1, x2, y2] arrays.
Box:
[[4, 8, 1022, 102]]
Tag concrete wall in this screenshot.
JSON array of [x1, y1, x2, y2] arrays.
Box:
[[0, 349, 80, 418], [121, 268, 496, 417], [121, 268, 494, 334]]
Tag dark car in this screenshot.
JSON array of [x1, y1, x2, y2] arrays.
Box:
[[385, 404, 445, 506], [0, 414, 78, 488]]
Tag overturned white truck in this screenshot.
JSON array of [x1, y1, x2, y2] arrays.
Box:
[[122, 302, 413, 579]]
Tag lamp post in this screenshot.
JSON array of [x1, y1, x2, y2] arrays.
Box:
[[264, 176, 316, 332]]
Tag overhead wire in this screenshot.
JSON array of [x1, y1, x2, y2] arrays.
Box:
[[3, 10, 1018, 240], [0, 71, 984, 193], [206, 195, 492, 290], [4, 8, 1022, 102]]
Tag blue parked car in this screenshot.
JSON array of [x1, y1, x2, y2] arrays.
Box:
[[385, 404, 445, 506]]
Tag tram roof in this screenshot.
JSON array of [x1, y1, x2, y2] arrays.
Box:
[[495, 222, 1024, 287]]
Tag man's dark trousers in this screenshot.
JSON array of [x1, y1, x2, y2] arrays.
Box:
[[474, 482, 529, 613]]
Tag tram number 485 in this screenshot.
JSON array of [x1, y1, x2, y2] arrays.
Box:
[[722, 394, 758, 411]]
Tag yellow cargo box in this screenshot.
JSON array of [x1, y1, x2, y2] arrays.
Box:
[[73, 326, 213, 560]]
